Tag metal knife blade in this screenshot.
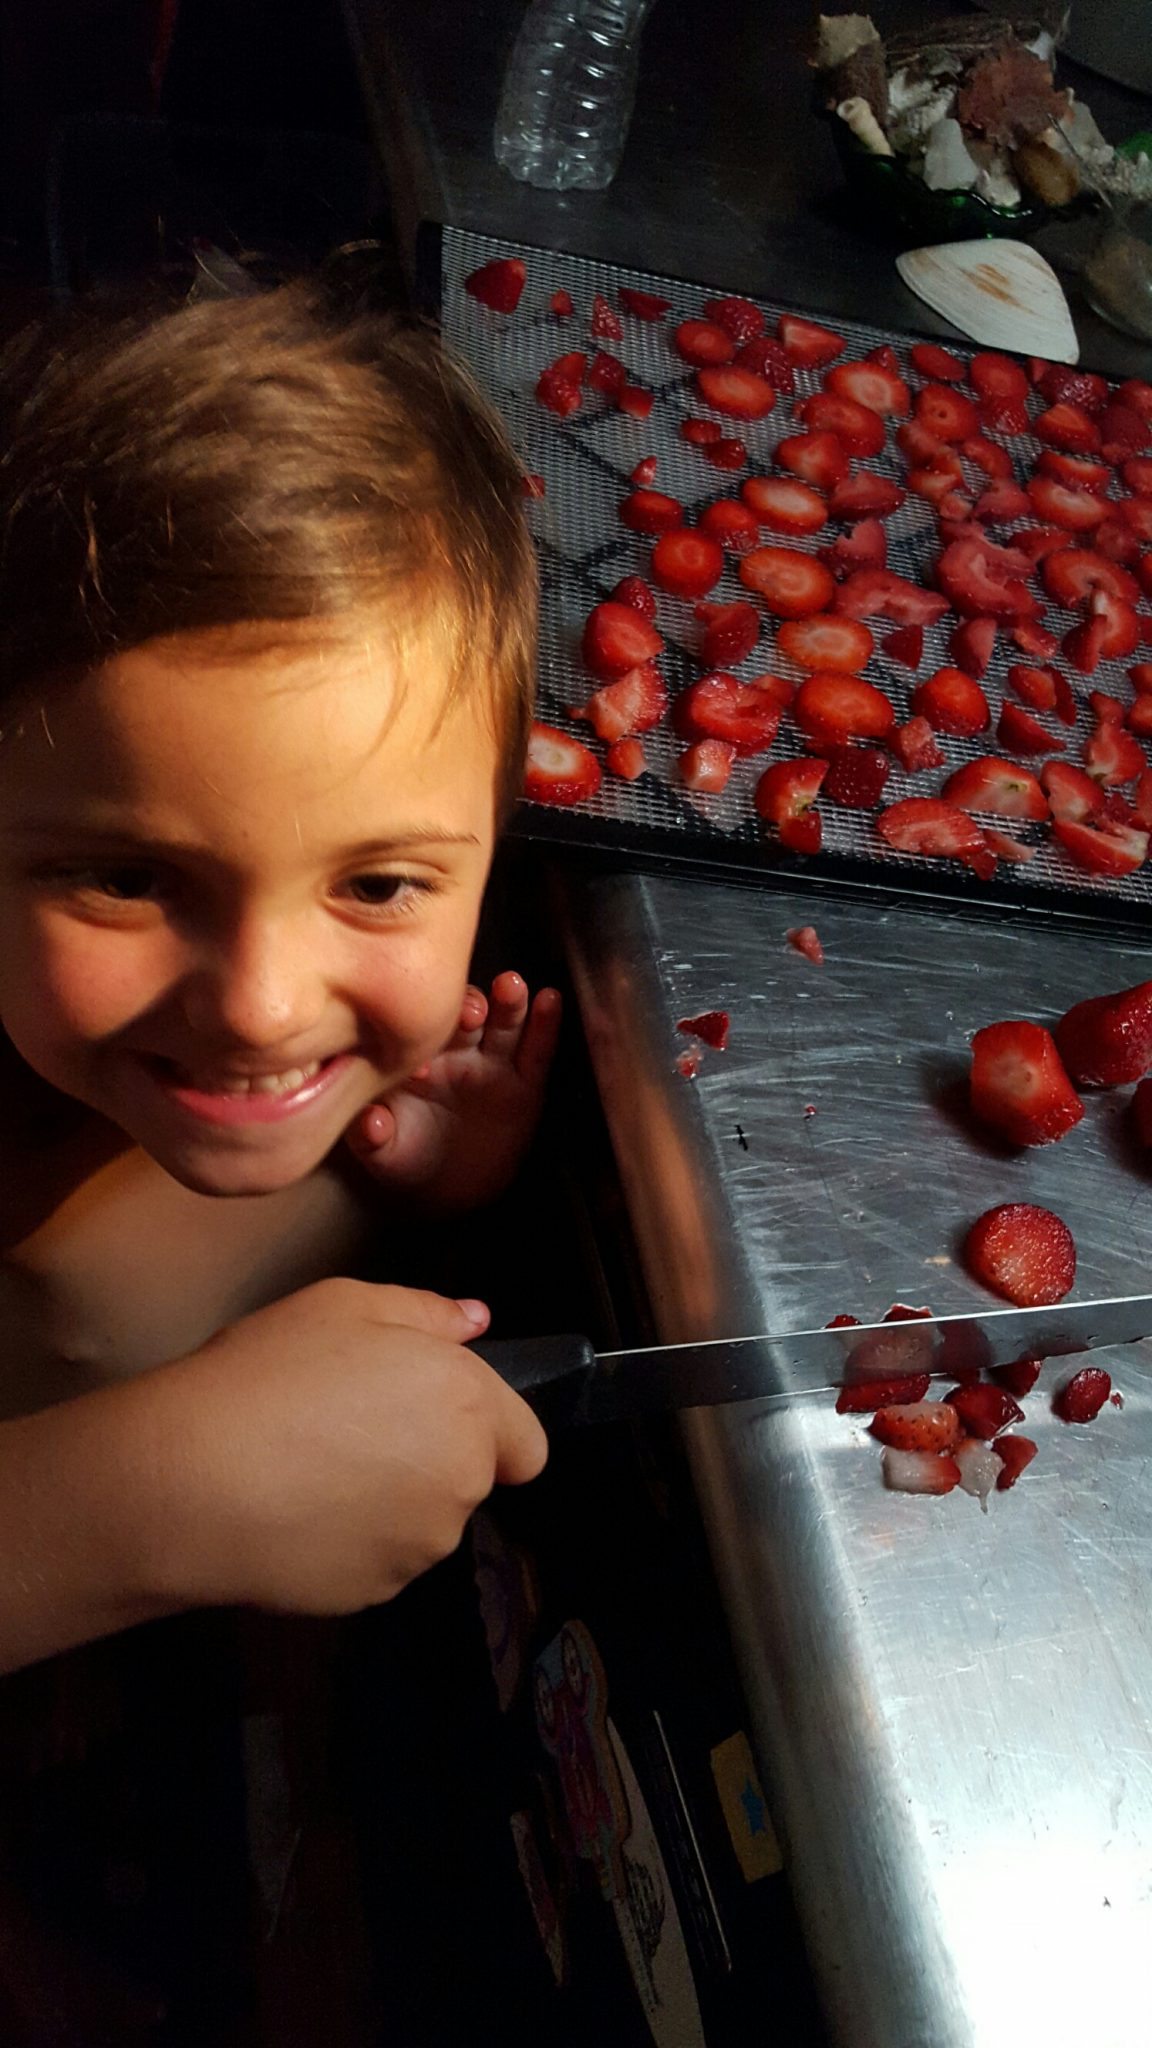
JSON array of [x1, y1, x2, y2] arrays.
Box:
[[472, 1292, 1152, 1428]]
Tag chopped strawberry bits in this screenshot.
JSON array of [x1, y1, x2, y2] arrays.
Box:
[[1054, 1366, 1111, 1424], [677, 1011, 730, 1050]]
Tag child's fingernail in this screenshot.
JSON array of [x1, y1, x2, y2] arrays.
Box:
[[456, 1298, 488, 1327], [364, 1107, 390, 1145]]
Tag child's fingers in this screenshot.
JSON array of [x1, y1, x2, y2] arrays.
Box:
[[443, 985, 488, 1055], [479, 970, 531, 1058], [344, 1098, 397, 1162], [514, 986, 563, 1083]]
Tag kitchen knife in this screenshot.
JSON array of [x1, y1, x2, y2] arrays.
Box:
[[471, 1293, 1152, 1428]]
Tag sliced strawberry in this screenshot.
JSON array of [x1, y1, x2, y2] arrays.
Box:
[[997, 700, 1062, 756], [984, 829, 1037, 864], [776, 614, 873, 673], [1122, 456, 1152, 498], [945, 757, 1048, 821], [582, 601, 664, 677], [755, 758, 828, 851], [823, 744, 891, 808], [786, 924, 824, 963], [798, 391, 885, 458], [1011, 617, 1061, 659], [1036, 401, 1101, 453], [951, 616, 996, 678], [1052, 672, 1080, 725], [576, 663, 667, 742], [550, 287, 574, 317], [464, 256, 526, 312], [612, 574, 657, 619], [679, 739, 736, 793], [777, 313, 846, 368], [524, 722, 602, 807], [826, 1315, 862, 1329], [674, 319, 734, 366], [740, 545, 836, 618], [897, 418, 958, 468], [876, 797, 995, 874], [1037, 449, 1112, 494], [587, 347, 627, 397], [1063, 615, 1108, 675], [629, 455, 659, 487], [828, 472, 906, 520], [1083, 720, 1146, 784], [910, 341, 967, 383], [936, 535, 1038, 619], [775, 430, 848, 490], [965, 1202, 1076, 1307], [871, 1401, 961, 1454], [979, 398, 1030, 437], [969, 1018, 1083, 1145], [696, 365, 776, 421], [835, 569, 949, 627], [1006, 662, 1057, 711], [794, 672, 894, 743], [1101, 402, 1149, 457], [962, 435, 1014, 480], [619, 487, 684, 535], [606, 736, 646, 780], [826, 359, 910, 417], [1054, 818, 1149, 873], [1042, 548, 1140, 609], [742, 475, 827, 536], [1128, 696, 1152, 738], [1039, 364, 1109, 412], [969, 351, 1029, 404], [820, 518, 887, 579], [947, 1382, 1025, 1439], [973, 478, 1030, 524], [696, 598, 761, 666], [1054, 1366, 1111, 1424], [1093, 689, 1126, 724], [699, 499, 760, 553], [675, 672, 782, 755], [1118, 377, 1152, 421], [880, 1448, 962, 1495], [1041, 760, 1101, 822], [1099, 790, 1139, 827], [1087, 590, 1140, 660], [836, 1372, 930, 1414], [1054, 980, 1152, 1087], [704, 437, 749, 471], [885, 623, 925, 669], [586, 291, 621, 342], [736, 335, 795, 392], [912, 667, 990, 737], [1097, 516, 1143, 565], [703, 295, 764, 344], [651, 527, 724, 599], [521, 473, 546, 498], [995, 1435, 1039, 1488], [618, 285, 671, 321], [1014, 526, 1071, 567], [1133, 663, 1152, 693], [889, 717, 944, 774], [677, 1010, 730, 1049], [617, 383, 654, 419], [1139, 554, 1152, 601], [938, 489, 976, 523], [535, 362, 583, 416], [916, 383, 980, 441], [995, 1357, 1043, 1398], [908, 464, 964, 506]]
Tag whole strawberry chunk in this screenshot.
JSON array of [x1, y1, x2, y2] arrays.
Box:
[[582, 601, 664, 677], [994, 1435, 1038, 1488], [881, 1449, 962, 1495], [755, 758, 829, 852], [590, 292, 623, 340], [704, 295, 765, 344], [823, 745, 891, 809], [946, 1382, 1025, 1439], [912, 667, 990, 738], [1054, 1366, 1111, 1424], [1054, 980, 1152, 1087], [464, 256, 526, 312], [697, 599, 760, 668], [877, 797, 994, 874], [651, 528, 724, 599], [964, 1203, 1076, 1307], [889, 717, 944, 775], [945, 759, 1048, 822], [871, 1401, 962, 1454], [786, 924, 824, 964], [970, 1020, 1084, 1146]]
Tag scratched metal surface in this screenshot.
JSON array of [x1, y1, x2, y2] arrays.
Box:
[[560, 867, 1152, 2048]]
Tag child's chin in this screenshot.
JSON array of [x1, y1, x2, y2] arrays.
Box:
[[151, 1134, 332, 1199]]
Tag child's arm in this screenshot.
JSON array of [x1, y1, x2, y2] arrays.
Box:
[[0, 1282, 546, 1676], [344, 971, 562, 1213]]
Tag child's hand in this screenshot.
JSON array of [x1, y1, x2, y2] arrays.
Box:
[[345, 971, 562, 1213]]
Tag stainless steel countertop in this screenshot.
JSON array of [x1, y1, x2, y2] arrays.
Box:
[[560, 867, 1152, 2048]]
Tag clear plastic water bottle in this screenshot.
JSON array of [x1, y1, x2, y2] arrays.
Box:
[[494, 0, 656, 192]]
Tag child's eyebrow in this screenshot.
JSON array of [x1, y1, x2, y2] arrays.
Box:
[[0, 823, 483, 857]]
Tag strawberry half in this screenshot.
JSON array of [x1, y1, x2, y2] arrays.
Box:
[[820, 519, 887, 579], [1083, 720, 1146, 785], [1007, 663, 1057, 712], [1037, 450, 1112, 493], [755, 758, 829, 852], [798, 392, 885, 458], [740, 546, 836, 618], [944, 758, 1048, 821], [871, 1401, 961, 1454], [828, 472, 906, 521], [582, 601, 664, 678], [679, 739, 737, 793], [651, 528, 724, 599], [524, 723, 602, 807], [964, 1202, 1076, 1306], [775, 430, 847, 490], [984, 829, 1037, 864], [697, 599, 761, 667], [972, 479, 1030, 524], [1042, 760, 1101, 822], [963, 435, 1014, 480], [834, 569, 949, 627], [793, 673, 895, 743], [1054, 980, 1152, 1087], [612, 575, 657, 620], [995, 1357, 1043, 1398], [912, 667, 990, 738], [464, 256, 526, 312], [1055, 818, 1149, 873], [576, 663, 667, 742], [1027, 475, 1107, 532], [1036, 401, 1101, 453], [742, 475, 827, 536], [1053, 1366, 1111, 1424], [736, 336, 796, 392], [979, 397, 1030, 437], [674, 319, 734, 366], [776, 614, 874, 673], [777, 313, 846, 367], [877, 797, 996, 874], [675, 673, 782, 756], [995, 1435, 1039, 1488], [951, 616, 996, 679], [1042, 549, 1140, 609], [823, 745, 891, 808], [699, 499, 760, 554], [704, 295, 764, 344], [889, 717, 945, 774], [696, 365, 776, 420], [1011, 617, 1061, 660], [1039, 364, 1109, 412], [825, 359, 910, 417], [620, 487, 684, 535], [916, 383, 980, 441], [910, 341, 967, 383], [884, 624, 925, 669], [969, 1019, 1083, 1145], [969, 352, 1029, 405], [998, 700, 1064, 757], [936, 536, 1038, 619], [606, 736, 646, 780]]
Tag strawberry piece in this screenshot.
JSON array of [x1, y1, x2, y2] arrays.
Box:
[[679, 739, 737, 793], [535, 362, 583, 416], [1054, 980, 1152, 1087], [1036, 401, 1101, 453], [704, 295, 764, 344], [970, 1018, 1083, 1144], [521, 473, 546, 498], [998, 700, 1063, 756], [1135, 1074, 1152, 1142], [699, 499, 760, 553], [984, 830, 1037, 864], [1054, 1366, 1111, 1424], [969, 352, 1029, 405], [1052, 672, 1079, 725], [1063, 615, 1109, 675], [675, 672, 782, 756], [1054, 818, 1149, 874], [630, 455, 659, 486], [1014, 526, 1070, 567], [703, 438, 749, 471], [937, 489, 975, 523], [1092, 690, 1126, 725], [889, 717, 944, 774], [871, 1401, 961, 1454], [995, 1357, 1042, 1397], [619, 487, 683, 536], [1084, 720, 1146, 784], [1120, 497, 1152, 545], [916, 383, 980, 441], [576, 663, 667, 742], [1097, 517, 1143, 566], [606, 736, 646, 780], [1043, 548, 1140, 610], [464, 256, 526, 312], [826, 359, 910, 417], [618, 286, 671, 321], [897, 418, 958, 467], [696, 365, 776, 421], [787, 924, 824, 963], [877, 797, 995, 873], [1122, 456, 1152, 498], [550, 287, 574, 317], [1037, 450, 1112, 493], [1101, 403, 1149, 458], [587, 348, 627, 397], [951, 616, 996, 679], [1041, 759, 1101, 822], [677, 1010, 730, 1049], [696, 598, 761, 667], [979, 398, 1030, 437], [910, 341, 967, 383], [777, 313, 846, 367], [1039, 364, 1109, 412], [912, 667, 990, 737], [676, 1045, 702, 1079], [880, 1448, 962, 1496], [684, 421, 726, 453], [885, 623, 925, 669], [826, 1313, 862, 1328], [1132, 663, 1152, 693], [777, 614, 874, 673], [936, 536, 1038, 619], [755, 758, 828, 851], [582, 601, 664, 678], [612, 574, 656, 619], [651, 528, 724, 599], [964, 1202, 1076, 1307], [1128, 697, 1152, 738], [1119, 378, 1152, 421], [867, 344, 901, 372], [995, 1435, 1039, 1489], [882, 1305, 933, 1322], [794, 673, 895, 743], [828, 472, 906, 520], [947, 1382, 1025, 1439], [742, 475, 827, 536], [1099, 790, 1139, 827], [775, 430, 848, 490], [740, 545, 836, 618], [1011, 617, 1060, 659], [1007, 663, 1057, 711], [798, 391, 885, 458], [1139, 554, 1152, 600], [973, 478, 1030, 524], [945, 758, 1048, 821], [618, 384, 654, 418], [836, 1372, 930, 1414], [911, 466, 965, 509], [954, 1435, 1004, 1507], [962, 435, 1014, 480], [834, 569, 948, 627], [823, 745, 891, 808], [590, 292, 623, 341], [524, 722, 602, 807], [736, 336, 795, 392], [820, 518, 887, 579], [674, 319, 734, 366]]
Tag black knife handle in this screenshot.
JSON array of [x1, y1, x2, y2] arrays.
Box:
[[469, 1333, 597, 1428]]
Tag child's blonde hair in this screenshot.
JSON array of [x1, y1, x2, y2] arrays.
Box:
[[0, 288, 537, 812]]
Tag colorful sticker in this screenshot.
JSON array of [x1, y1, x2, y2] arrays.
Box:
[[606, 1719, 707, 2048], [709, 1731, 783, 1883], [534, 1621, 631, 1898]]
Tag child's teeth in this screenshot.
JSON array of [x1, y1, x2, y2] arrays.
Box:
[[187, 1061, 321, 1096]]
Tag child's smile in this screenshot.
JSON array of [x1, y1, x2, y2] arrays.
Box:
[[0, 618, 500, 1196]]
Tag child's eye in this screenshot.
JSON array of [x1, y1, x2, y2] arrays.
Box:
[[338, 873, 435, 914], [40, 862, 166, 903]]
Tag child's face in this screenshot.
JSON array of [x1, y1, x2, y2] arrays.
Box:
[[0, 619, 502, 1196]]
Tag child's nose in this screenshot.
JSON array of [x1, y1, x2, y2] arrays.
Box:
[[178, 916, 329, 1049]]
